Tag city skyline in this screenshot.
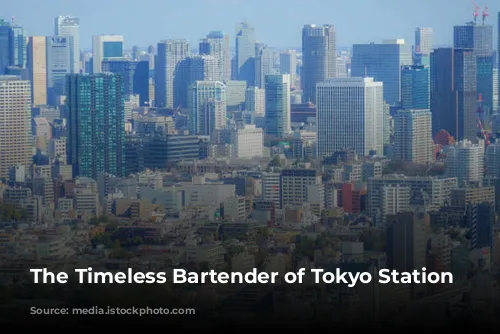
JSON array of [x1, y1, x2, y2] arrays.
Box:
[[3, 0, 500, 50]]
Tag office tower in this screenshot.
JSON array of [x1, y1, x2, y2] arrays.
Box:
[[55, 15, 79, 73], [235, 21, 256, 86], [393, 109, 434, 164], [498, 11, 500, 111], [0, 20, 12, 74], [444, 139, 484, 186], [265, 74, 291, 138], [386, 212, 426, 271], [174, 55, 221, 108], [486, 141, 500, 178], [301, 24, 336, 104], [46, 36, 71, 105], [155, 39, 190, 108], [199, 31, 230, 82], [92, 35, 124, 73], [316, 77, 384, 158], [401, 65, 430, 109], [131, 45, 139, 61], [255, 43, 275, 89], [245, 87, 265, 115], [27, 36, 47, 106], [430, 48, 477, 141], [414, 27, 433, 65], [188, 81, 226, 136], [351, 39, 412, 106], [67, 73, 125, 179], [101, 59, 149, 106], [11, 22, 26, 68], [467, 202, 494, 250], [454, 22, 494, 116], [0, 76, 32, 179], [280, 50, 297, 84]]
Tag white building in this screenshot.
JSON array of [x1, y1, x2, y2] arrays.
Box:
[[444, 139, 484, 186], [281, 169, 322, 210], [393, 109, 434, 164], [54, 15, 79, 73], [379, 185, 411, 225], [245, 86, 265, 115], [317, 77, 384, 158], [230, 124, 263, 159], [262, 172, 281, 207], [92, 35, 124, 73]]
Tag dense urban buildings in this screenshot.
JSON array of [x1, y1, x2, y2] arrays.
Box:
[[1, 5, 500, 328]]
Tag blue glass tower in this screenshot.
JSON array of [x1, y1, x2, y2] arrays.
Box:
[[0, 20, 12, 74], [401, 65, 430, 110], [67, 73, 125, 179], [101, 59, 149, 106]]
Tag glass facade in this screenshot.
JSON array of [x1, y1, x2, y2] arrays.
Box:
[[103, 41, 123, 58], [101, 59, 149, 106], [401, 65, 430, 110], [67, 73, 125, 179]]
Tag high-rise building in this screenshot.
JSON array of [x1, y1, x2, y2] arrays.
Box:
[[199, 31, 230, 82], [430, 48, 477, 141], [401, 65, 430, 109], [235, 21, 256, 86], [92, 35, 124, 73], [301, 24, 336, 104], [0, 76, 32, 179], [414, 27, 433, 65], [351, 39, 412, 106], [454, 22, 494, 116], [46, 36, 71, 105], [444, 139, 484, 186], [155, 39, 190, 108], [101, 58, 149, 106], [54, 15, 79, 73], [280, 50, 297, 85], [174, 55, 221, 108], [245, 87, 265, 115], [393, 109, 434, 164], [265, 74, 291, 138], [316, 77, 384, 158], [66, 73, 125, 179], [255, 43, 275, 89], [27, 36, 47, 106], [188, 81, 226, 136], [0, 20, 11, 74], [281, 169, 324, 212], [11, 23, 26, 68]]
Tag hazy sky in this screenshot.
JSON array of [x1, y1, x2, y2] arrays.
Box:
[[3, 0, 500, 49]]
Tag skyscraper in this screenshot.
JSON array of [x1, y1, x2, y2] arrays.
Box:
[[27, 36, 47, 106], [301, 24, 336, 104], [92, 35, 124, 73], [316, 77, 384, 158], [188, 81, 227, 136], [55, 15, 79, 73], [0, 76, 32, 179], [401, 65, 430, 109], [280, 50, 297, 85], [101, 59, 149, 106], [454, 22, 493, 116], [155, 39, 190, 108], [351, 39, 412, 106], [235, 21, 256, 86], [11, 23, 26, 68], [66, 73, 125, 179], [414, 27, 433, 65], [265, 74, 291, 138], [199, 31, 230, 82], [255, 43, 275, 89], [430, 48, 477, 141], [0, 20, 12, 74], [393, 109, 434, 164], [46, 36, 71, 105]]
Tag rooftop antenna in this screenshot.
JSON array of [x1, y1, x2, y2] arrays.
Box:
[[472, 0, 479, 24], [483, 6, 489, 24]]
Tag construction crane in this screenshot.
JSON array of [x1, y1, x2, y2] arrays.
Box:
[[482, 6, 489, 24], [472, 0, 479, 23], [476, 93, 491, 145]]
